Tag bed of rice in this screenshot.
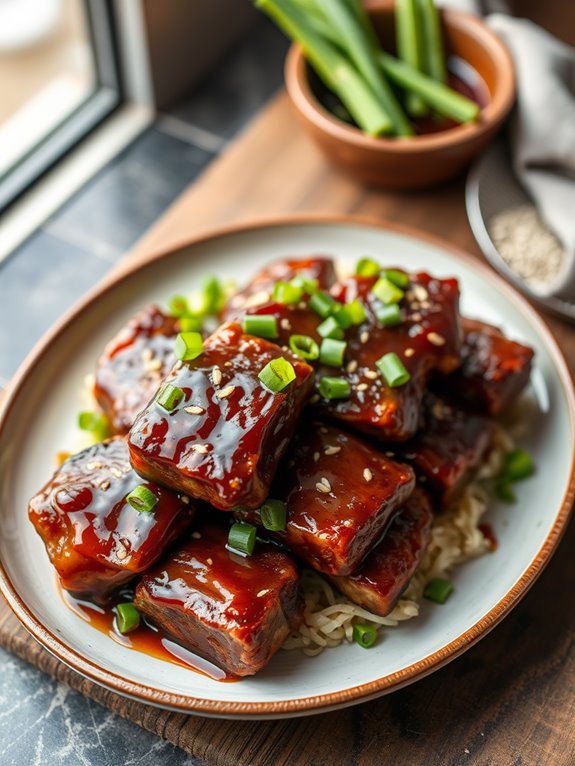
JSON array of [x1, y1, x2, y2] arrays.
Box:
[[282, 427, 514, 656]]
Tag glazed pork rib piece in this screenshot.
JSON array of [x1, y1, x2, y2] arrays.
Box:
[[394, 394, 496, 506], [329, 488, 433, 616], [94, 305, 179, 434], [434, 318, 534, 415], [28, 437, 195, 602], [134, 522, 303, 677], [236, 422, 415, 575], [223, 255, 337, 320], [128, 322, 314, 510], [312, 273, 462, 441]]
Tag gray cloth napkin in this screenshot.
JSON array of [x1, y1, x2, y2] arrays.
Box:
[[442, 1, 575, 299]]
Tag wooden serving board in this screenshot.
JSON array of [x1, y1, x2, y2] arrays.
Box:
[[2, 93, 575, 765]]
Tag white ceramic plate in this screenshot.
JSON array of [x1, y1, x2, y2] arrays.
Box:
[[1, 217, 573, 719]]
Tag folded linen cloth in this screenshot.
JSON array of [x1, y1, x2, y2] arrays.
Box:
[[443, 1, 575, 299]]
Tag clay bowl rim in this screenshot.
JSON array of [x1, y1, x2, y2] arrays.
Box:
[[284, 2, 516, 155]]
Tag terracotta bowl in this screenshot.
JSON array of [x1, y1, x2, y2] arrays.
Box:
[[284, 0, 515, 189]]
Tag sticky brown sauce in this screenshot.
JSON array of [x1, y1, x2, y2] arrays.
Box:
[[58, 581, 233, 682]]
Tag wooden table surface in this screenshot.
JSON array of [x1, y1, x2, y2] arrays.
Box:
[[2, 92, 575, 766]]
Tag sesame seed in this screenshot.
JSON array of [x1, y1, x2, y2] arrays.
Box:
[[243, 290, 270, 308], [310, 394, 320, 404], [99, 480, 110, 491], [385, 451, 395, 457], [184, 405, 205, 415], [116, 545, 127, 560], [420, 301, 431, 310], [298, 301, 307, 310], [413, 285, 429, 302], [427, 332, 446, 346], [321, 477, 331, 489], [212, 367, 222, 385], [363, 468, 373, 482], [192, 531, 202, 539], [86, 462, 102, 470], [364, 370, 378, 380], [411, 312, 422, 322], [192, 444, 209, 454], [216, 385, 235, 399], [404, 348, 415, 357], [174, 360, 183, 370], [356, 383, 368, 391], [110, 468, 123, 478], [224, 361, 233, 367], [316, 481, 330, 493], [360, 331, 370, 344], [281, 345, 289, 352], [145, 358, 162, 372], [347, 360, 358, 374], [142, 348, 154, 362], [324, 445, 341, 455], [257, 589, 270, 598], [313, 451, 320, 462], [280, 318, 292, 331], [181, 495, 190, 505], [206, 558, 213, 565], [319, 426, 328, 434]]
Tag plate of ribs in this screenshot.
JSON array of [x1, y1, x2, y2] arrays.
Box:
[[0, 217, 574, 718]]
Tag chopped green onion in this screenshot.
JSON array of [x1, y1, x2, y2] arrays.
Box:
[[317, 316, 345, 340], [319, 338, 347, 367], [273, 281, 304, 305], [346, 299, 367, 325], [290, 275, 319, 294], [126, 484, 158, 513], [116, 603, 140, 634], [241, 314, 279, 339], [178, 315, 203, 332], [382, 269, 410, 289], [174, 332, 204, 361], [78, 411, 111, 442], [156, 384, 185, 411], [258, 357, 296, 393], [202, 276, 225, 315], [168, 294, 189, 317], [353, 623, 377, 648], [501, 449, 535, 482], [260, 499, 287, 531], [319, 376, 351, 399], [495, 480, 516, 504], [375, 303, 402, 327], [228, 522, 257, 556], [289, 334, 319, 361], [309, 290, 337, 318], [333, 304, 353, 330], [423, 578, 454, 604], [356, 258, 380, 277], [372, 277, 405, 305], [376, 352, 411, 387]]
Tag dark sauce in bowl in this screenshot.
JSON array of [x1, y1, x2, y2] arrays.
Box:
[[311, 55, 489, 137]]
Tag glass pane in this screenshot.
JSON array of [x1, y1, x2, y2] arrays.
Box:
[[0, 0, 96, 179]]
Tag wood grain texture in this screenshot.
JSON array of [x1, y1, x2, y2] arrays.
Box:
[[2, 93, 575, 765]]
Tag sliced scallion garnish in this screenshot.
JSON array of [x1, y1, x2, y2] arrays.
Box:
[[376, 352, 411, 387], [319, 376, 351, 399], [290, 275, 319, 294], [372, 277, 405, 305], [175, 331, 204, 361], [319, 338, 347, 367], [273, 281, 303, 305], [258, 357, 296, 393], [423, 578, 454, 604], [289, 334, 319, 361], [156, 384, 185, 411], [228, 522, 257, 556], [309, 290, 337, 318], [126, 484, 158, 513], [346, 299, 367, 325], [353, 623, 377, 648], [501, 449, 535, 482], [375, 303, 402, 327], [116, 603, 140, 634], [78, 411, 111, 442], [356, 258, 380, 277], [241, 314, 279, 339], [168, 294, 189, 317], [178, 315, 203, 332], [382, 269, 410, 288], [260, 499, 287, 531], [317, 316, 345, 340]]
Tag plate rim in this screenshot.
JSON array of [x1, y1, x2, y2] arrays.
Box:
[[1, 213, 574, 717]]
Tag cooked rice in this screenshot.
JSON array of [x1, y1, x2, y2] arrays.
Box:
[[283, 427, 513, 656]]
